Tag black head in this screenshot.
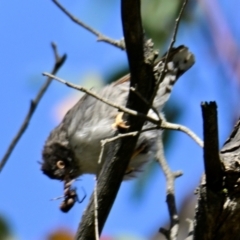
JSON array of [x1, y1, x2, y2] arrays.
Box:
[[41, 142, 78, 181]]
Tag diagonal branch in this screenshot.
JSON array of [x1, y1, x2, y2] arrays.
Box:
[[42, 72, 157, 124], [74, 0, 156, 239], [0, 43, 67, 172], [151, 0, 188, 102], [52, 0, 125, 50], [161, 121, 203, 148], [42, 72, 203, 148]]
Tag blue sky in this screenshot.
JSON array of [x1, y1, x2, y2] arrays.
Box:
[[0, 1, 239, 239]]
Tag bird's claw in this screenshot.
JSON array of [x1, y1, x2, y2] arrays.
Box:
[[112, 112, 129, 129]]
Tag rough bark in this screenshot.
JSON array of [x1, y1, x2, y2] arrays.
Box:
[[194, 102, 240, 240], [75, 1, 156, 239]]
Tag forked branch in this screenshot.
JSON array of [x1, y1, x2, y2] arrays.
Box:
[[0, 43, 66, 172], [52, 0, 125, 50]]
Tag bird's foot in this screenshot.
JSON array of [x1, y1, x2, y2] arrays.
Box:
[[112, 112, 129, 129]]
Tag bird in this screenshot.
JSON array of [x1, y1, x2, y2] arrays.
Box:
[[41, 45, 195, 182]]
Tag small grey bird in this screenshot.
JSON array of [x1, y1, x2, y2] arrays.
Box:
[[41, 45, 195, 182]]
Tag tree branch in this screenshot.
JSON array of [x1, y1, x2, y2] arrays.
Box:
[[193, 103, 240, 239], [42, 72, 157, 124], [52, 0, 125, 50], [157, 139, 181, 240], [42, 72, 203, 148], [161, 121, 203, 148], [74, 0, 156, 239], [0, 43, 66, 172], [201, 102, 223, 191], [151, 0, 188, 102]]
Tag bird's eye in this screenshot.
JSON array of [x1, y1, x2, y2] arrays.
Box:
[[56, 160, 65, 169]]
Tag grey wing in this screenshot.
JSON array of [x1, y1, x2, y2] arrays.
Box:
[[66, 82, 129, 141], [66, 93, 98, 138], [43, 94, 94, 150], [66, 46, 195, 140]]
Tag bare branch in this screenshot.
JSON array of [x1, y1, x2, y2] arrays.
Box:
[[157, 138, 180, 240], [98, 127, 159, 165], [42, 72, 159, 125], [52, 0, 125, 50], [42, 72, 203, 148], [161, 121, 203, 148], [130, 86, 161, 121], [168, 0, 188, 55], [0, 43, 67, 172], [152, 0, 188, 102], [74, 0, 158, 238], [93, 178, 100, 240]]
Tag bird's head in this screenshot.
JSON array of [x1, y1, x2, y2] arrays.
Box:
[[41, 142, 78, 181]]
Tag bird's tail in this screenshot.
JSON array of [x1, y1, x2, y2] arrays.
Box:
[[153, 45, 195, 110]]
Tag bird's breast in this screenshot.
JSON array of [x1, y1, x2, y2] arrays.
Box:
[[69, 119, 115, 175]]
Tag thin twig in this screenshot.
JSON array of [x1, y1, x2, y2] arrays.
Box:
[[156, 138, 180, 240], [103, 127, 160, 144], [42, 72, 159, 125], [52, 0, 125, 50], [97, 133, 135, 165], [130, 86, 203, 148], [101, 132, 140, 145], [98, 143, 105, 165], [94, 177, 100, 240], [98, 127, 159, 165], [165, 0, 188, 62], [161, 121, 204, 148], [43, 72, 203, 148], [0, 43, 67, 172], [152, 0, 188, 102], [130, 86, 161, 121]]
